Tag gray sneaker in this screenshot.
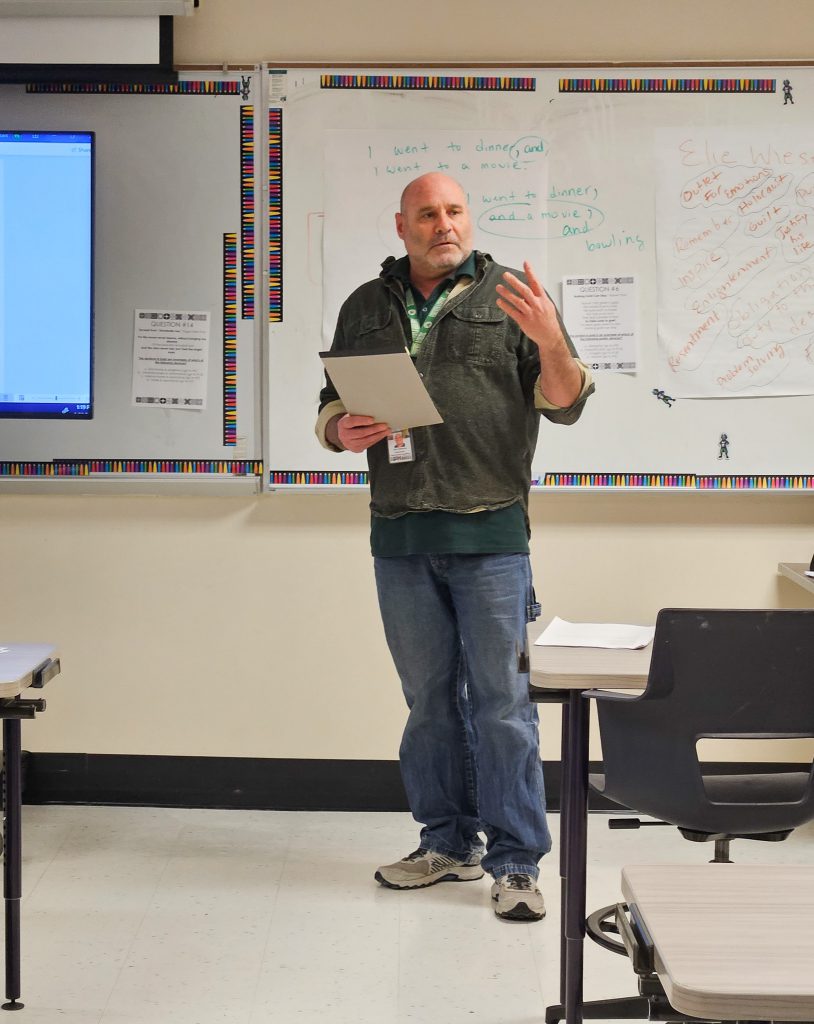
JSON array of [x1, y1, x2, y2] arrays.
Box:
[[491, 872, 546, 921], [375, 847, 484, 889]]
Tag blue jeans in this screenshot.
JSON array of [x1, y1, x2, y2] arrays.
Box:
[[374, 552, 551, 880]]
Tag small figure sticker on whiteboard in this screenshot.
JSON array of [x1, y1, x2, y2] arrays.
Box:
[[652, 388, 675, 407], [132, 310, 210, 410], [718, 432, 730, 460]]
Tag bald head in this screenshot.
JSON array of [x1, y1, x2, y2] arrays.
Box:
[[399, 172, 467, 215], [395, 173, 474, 292]]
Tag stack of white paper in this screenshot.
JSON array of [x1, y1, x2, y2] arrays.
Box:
[[534, 616, 655, 650]]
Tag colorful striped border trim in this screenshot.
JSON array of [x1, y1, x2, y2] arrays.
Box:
[[540, 473, 694, 487], [559, 78, 775, 93], [223, 233, 238, 447], [0, 461, 263, 477], [25, 81, 242, 95], [695, 475, 814, 489], [270, 471, 369, 486], [320, 74, 535, 92], [240, 105, 255, 319], [539, 473, 814, 489], [268, 108, 283, 323], [1, 462, 88, 477], [268, 471, 814, 489]]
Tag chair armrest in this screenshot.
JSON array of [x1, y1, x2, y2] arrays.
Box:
[[582, 688, 645, 702]]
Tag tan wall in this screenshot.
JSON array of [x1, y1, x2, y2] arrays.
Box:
[[1, 0, 812, 763], [174, 0, 812, 66], [1, 491, 811, 759]]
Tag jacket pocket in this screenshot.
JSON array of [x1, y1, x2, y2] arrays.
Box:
[[442, 305, 510, 366], [358, 309, 392, 335], [348, 307, 405, 352]]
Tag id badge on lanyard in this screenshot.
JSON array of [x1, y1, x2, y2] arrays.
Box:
[[387, 285, 451, 464], [387, 429, 414, 463]]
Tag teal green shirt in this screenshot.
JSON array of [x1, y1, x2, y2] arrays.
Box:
[[371, 503, 529, 557], [390, 251, 477, 323]]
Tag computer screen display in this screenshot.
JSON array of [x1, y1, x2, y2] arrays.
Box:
[[0, 129, 94, 418]]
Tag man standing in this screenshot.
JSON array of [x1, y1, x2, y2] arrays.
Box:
[[316, 173, 593, 921]]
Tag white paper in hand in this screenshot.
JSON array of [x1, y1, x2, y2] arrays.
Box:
[[320, 349, 442, 431]]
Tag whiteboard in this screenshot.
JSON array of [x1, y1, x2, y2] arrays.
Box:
[[0, 72, 261, 474], [268, 65, 814, 488]]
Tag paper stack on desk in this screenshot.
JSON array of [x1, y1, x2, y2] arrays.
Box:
[[534, 616, 655, 649]]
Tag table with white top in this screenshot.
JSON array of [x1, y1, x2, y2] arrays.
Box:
[[529, 637, 651, 1024], [0, 644, 60, 1011], [621, 863, 814, 1021], [778, 561, 814, 598]]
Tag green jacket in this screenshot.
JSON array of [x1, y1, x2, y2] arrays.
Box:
[[318, 251, 593, 518]]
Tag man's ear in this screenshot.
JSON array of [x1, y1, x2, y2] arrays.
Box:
[[395, 212, 405, 240]]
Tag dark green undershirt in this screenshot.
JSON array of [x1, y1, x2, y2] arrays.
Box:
[[388, 251, 476, 317], [371, 503, 529, 557], [373, 252, 527, 558]]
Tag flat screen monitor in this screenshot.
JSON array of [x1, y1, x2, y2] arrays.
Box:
[[0, 129, 94, 418]]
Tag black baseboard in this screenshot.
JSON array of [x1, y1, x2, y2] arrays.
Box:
[[22, 753, 410, 812], [20, 753, 805, 814]]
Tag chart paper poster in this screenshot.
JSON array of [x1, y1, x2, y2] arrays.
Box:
[[656, 130, 814, 398], [322, 129, 551, 344], [562, 275, 637, 372], [132, 309, 209, 409]]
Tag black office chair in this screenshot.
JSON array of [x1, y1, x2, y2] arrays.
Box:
[[592, 608, 814, 853], [550, 608, 814, 1024]]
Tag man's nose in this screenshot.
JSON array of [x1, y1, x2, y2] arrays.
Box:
[[436, 214, 453, 233]]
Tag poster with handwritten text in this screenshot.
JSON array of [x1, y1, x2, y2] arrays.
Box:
[[323, 129, 557, 342], [656, 130, 814, 398]]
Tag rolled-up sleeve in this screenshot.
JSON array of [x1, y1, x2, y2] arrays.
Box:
[[534, 360, 594, 424], [315, 398, 347, 451]]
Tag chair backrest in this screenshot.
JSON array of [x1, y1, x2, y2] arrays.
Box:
[[595, 608, 814, 835]]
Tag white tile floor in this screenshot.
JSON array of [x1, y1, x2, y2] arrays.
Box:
[[10, 805, 814, 1023]]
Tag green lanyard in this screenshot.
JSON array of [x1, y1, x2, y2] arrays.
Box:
[[405, 285, 452, 357]]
